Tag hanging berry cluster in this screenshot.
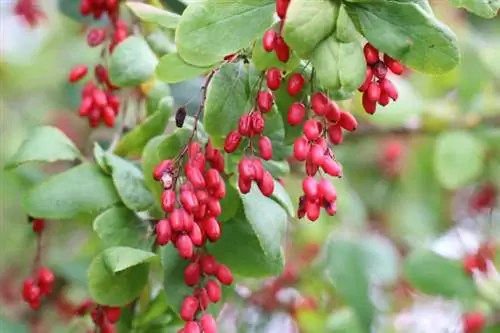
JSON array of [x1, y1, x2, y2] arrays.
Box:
[[67, 0, 129, 128], [21, 218, 55, 310], [75, 299, 121, 333], [153, 138, 231, 333], [359, 43, 404, 114], [14, 0, 45, 27]]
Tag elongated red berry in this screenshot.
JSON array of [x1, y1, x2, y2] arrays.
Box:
[[372, 61, 388, 79], [238, 115, 252, 136], [276, 0, 290, 18], [216, 265, 233, 285], [189, 223, 203, 246], [184, 321, 201, 333], [92, 89, 108, 108], [203, 217, 221, 242], [87, 28, 106, 47], [22, 279, 40, 303], [380, 79, 399, 101], [310, 92, 329, 116], [322, 156, 342, 177], [258, 171, 275, 197], [358, 67, 373, 92], [302, 176, 318, 200], [263, 29, 277, 52], [169, 209, 185, 232], [366, 82, 381, 102], [176, 234, 194, 259], [205, 280, 221, 303], [180, 296, 199, 321], [362, 92, 377, 115], [68, 65, 88, 83], [287, 73, 305, 96], [327, 124, 343, 145], [251, 112, 265, 134], [258, 136, 273, 161], [161, 190, 176, 213], [184, 262, 201, 286], [309, 144, 324, 166], [266, 68, 282, 90], [103, 307, 121, 323], [287, 102, 306, 126], [318, 179, 337, 202], [383, 54, 404, 75], [101, 106, 116, 128], [200, 255, 218, 275], [325, 101, 341, 123], [378, 92, 390, 106], [32, 218, 45, 233], [338, 111, 358, 131], [200, 314, 217, 333], [363, 44, 379, 65], [303, 120, 321, 141], [185, 164, 206, 188], [156, 219, 171, 245], [305, 201, 320, 221], [462, 312, 486, 333], [257, 91, 273, 113], [37, 267, 55, 295], [275, 36, 290, 63], [224, 131, 242, 153], [293, 137, 310, 161]]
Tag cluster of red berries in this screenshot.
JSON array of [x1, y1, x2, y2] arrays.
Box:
[[153, 140, 231, 333], [463, 241, 496, 275], [68, 1, 130, 128], [359, 43, 404, 114], [21, 218, 55, 310], [75, 299, 121, 333], [14, 0, 45, 27], [469, 182, 497, 214], [261, 0, 292, 62]]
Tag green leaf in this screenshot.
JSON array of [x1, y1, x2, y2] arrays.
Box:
[[261, 107, 287, 160], [336, 5, 360, 43], [93, 206, 151, 249], [109, 36, 158, 87], [161, 244, 193, 310], [157, 128, 192, 160], [126, 2, 181, 28], [310, 35, 366, 93], [449, 0, 500, 18], [208, 184, 287, 276], [105, 154, 154, 212], [156, 52, 215, 83], [204, 63, 251, 145], [361, 235, 399, 285], [218, 181, 241, 222], [0, 315, 29, 333], [143, 80, 172, 116], [142, 136, 167, 218], [403, 248, 476, 298], [346, 1, 459, 74], [5, 126, 81, 170], [270, 180, 295, 217], [23, 163, 120, 219], [88, 252, 149, 306], [252, 26, 301, 72], [93, 142, 110, 173], [325, 239, 374, 331], [282, 0, 338, 57], [103, 246, 156, 273], [114, 97, 174, 157], [175, 0, 275, 67], [434, 131, 486, 190], [262, 159, 290, 178]]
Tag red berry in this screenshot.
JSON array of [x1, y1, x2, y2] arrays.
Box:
[[287, 102, 306, 126], [156, 219, 171, 246], [203, 217, 221, 242], [380, 79, 399, 101], [181, 190, 199, 214], [266, 68, 282, 91], [358, 67, 373, 92], [153, 160, 173, 181], [310, 92, 329, 116], [87, 28, 107, 47], [176, 234, 194, 259], [302, 176, 318, 200], [325, 202, 337, 216], [366, 81, 381, 103], [200, 255, 218, 275], [251, 111, 265, 134], [327, 124, 343, 145], [303, 120, 321, 141], [318, 179, 337, 202], [200, 314, 217, 333], [78, 97, 93, 117], [263, 29, 277, 52], [325, 100, 341, 123], [37, 267, 55, 295], [258, 136, 273, 161], [238, 114, 252, 136], [184, 321, 201, 333], [363, 44, 379, 65], [189, 223, 203, 246], [238, 158, 256, 180], [205, 169, 222, 191], [258, 171, 275, 197], [22, 279, 40, 303], [194, 287, 209, 310], [101, 106, 116, 128], [293, 137, 310, 161], [257, 91, 273, 113], [180, 296, 199, 321], [205, 280, 221, 303], [224, 131, 242, 153], [161, 190, 176, 213], [308, 144, 324, 166], [378, 92, 390, 106], [92, 89, 108, 108], [103, 306, 121, 323], [238, 176, 252, 194], [68, 65, 88, 83], [274, 36, 290, 63], [372, 61, 388, 79], [287, 73, 305, 96], [362, 92, 377, 115], [338, 111, 358, 131], [322, 156, 342, 177], [32, 218, 45, 233], [184, 262, 201, 286], [462, 312, 486, 333], [305, 200, 320, 221], [383, 54, 404, 75], [216, 264, 233, 285], [185, 164, 206, 188], [276, 0, 290, 18]]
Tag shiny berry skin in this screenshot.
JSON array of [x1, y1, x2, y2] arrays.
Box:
[[238, 115, 252, 136], [189, 223, 203, 246], [236, 174, 249, 192], [380, 79, 399, 101], [68, 65, 88, 83], [303, 120, 321, 141], [176, 234, 194, 259], [383, 54, 404, 75], [180, 296, 199, 321], [462, 312, 486, 333], [184, 321, 201, 333], [305, 201, 320, 221], [184, 262, 201, 286], [200, 314, 217, 333], [205, 280, 221, 303], [322, 156, 342, 177], [103, 306, 121, 323], [200, 255, 218, 275], [287, 73, 305, 96], [274, 36, 290, 63], [22, 279, 40, 303], [258, 136, 273, 161], [203, 217, 221, 242], [318, 179, 337, 202], [161, 190, 176, 213], [37, 267, 55, 295], [310, 92, 329, 117], [257, 91, 273, 113], [302, 176, 319, 200], [258, 171, 275, 197], [362, 92, 377, 115], [276, 0, 290, 19], [156, 219, 171, 245], [224, 130, 242, 153], [32, 218, 45, 233], [363, 43, 379, 65], [338, 111, 358, 131], [101, 106, 116, 127], [378, 92, 390, 106], [327, 124, 343, 145], [325, 101, 341, 123], [216, 264, 233, 285], [262, 29, 277, 52], [287, 102, 306, 126], [251, 112, 265, 134], [266, 68, 282, 90], [366, 82, 381, 102], [185, 164, 206, 188], [293, 137, 310, 161], [86, 28, 106, 47]]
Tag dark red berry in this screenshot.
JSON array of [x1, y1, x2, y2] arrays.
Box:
[[251, 111, 265, 134], [32, 218, 45, 233], [257, 91, 273, 113], [363, 44, 379, 65], [238, 114, 252, 136], [184, 262, 201, 286], [274, 36, 290, 63], [68, 65, 88, 83], [276, 0, 290, 19], [303, 120, 321, 141], [103, 306, 121, 323], [224, 131, 242, 153], [383, 54, 404, 75], [263, 29, 277, 52], [327, 124, 343, 145], [205, 280, 221, 303]]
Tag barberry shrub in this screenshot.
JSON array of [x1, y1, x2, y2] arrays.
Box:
[[3, 0, 500, 332]]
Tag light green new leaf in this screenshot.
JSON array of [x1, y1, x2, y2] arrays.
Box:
[[114, 97, 174, 157], [93, 206, 151, 249], [175, 0, 275, 67], [336, 5, 360, 43], [88, 252, 149, 306], [103, 246, 156, 273], [403, 248, 476, 298], [109, 36, 158, 87], [282, 0, 339, 57], [5, 126, 81, 170], [310, 35, 366, 93], [449, 0, 500, 18], [126, 2, 181, 29], [23, 163, 120, 219], [434, 131, 486, 190], [346, 1, 459, 74], [156, 52, 216, 83]]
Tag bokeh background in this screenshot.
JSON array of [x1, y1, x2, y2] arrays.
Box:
[[1, 0, 499, 332]]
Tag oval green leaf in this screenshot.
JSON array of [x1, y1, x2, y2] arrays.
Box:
[[126, 2, 181, 29], [103, 246, 156, 273], [156, 52, 216, 83], [449, 0, 500, 18]]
